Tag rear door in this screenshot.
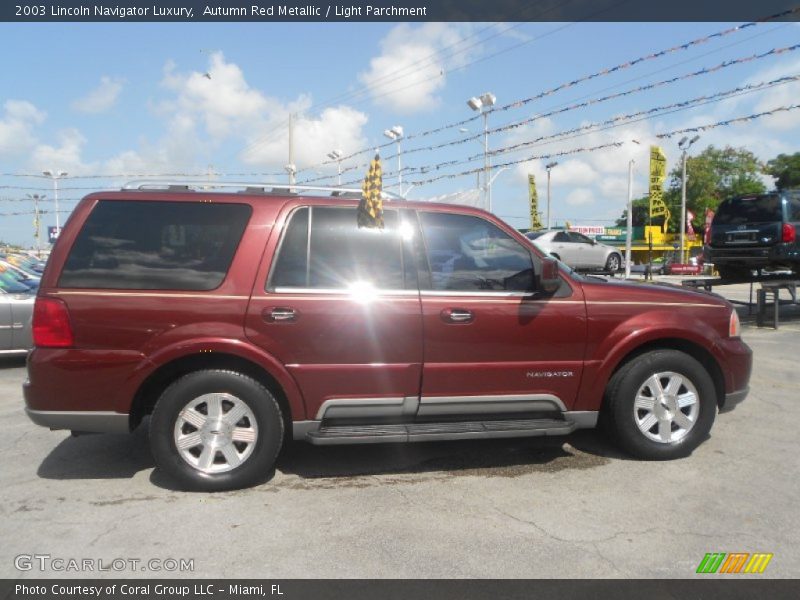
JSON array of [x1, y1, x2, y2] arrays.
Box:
[[245, 204, 423, 422], [415, 210, 587, 416], [0, 293, 11, 350]]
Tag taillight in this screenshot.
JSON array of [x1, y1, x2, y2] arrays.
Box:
[[729, 309, 741, 338], [782, 223, 796, 243], [32, 297, 74, 348]]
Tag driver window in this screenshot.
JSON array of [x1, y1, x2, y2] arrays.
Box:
[[418, 212, 535, 292], [553, 231, 571, 243]]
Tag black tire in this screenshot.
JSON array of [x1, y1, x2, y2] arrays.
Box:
[[603, 350, 716, 460], [716, 265, 751, 280], [605, 253, 622, 273], [149, 370, 284, 491]]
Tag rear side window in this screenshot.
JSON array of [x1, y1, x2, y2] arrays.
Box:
[[787, 191, 800, 222], [714, 195, 782, 225], [59, 200, 251, 290], [418, 212, 535, 292], [269, 206, 408, 290]]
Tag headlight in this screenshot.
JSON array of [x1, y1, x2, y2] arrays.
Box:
[[729, 309, 741, 338]]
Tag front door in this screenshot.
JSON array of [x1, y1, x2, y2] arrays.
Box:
[[245, 204, 423, 422], [415, 210, 587, 418]]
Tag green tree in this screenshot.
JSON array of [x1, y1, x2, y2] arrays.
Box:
[[664, 145, 765, 231], [764, 152, 800, 190]]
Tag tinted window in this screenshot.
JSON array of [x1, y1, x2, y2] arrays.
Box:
[[525, 231, 546, 240], [269, 206, 405, 290], [787, 190, 800, 222], [59, 200, 251, 290], [270, 208, 309, 288], [419, 212, 534, 292], [553, 231, 571, 242], [714, 195, 782, 225], [568, 232, 593, 244]]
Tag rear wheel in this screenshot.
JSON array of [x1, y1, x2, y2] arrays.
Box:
[[605, 253, 622, 273], [604, 350, 716, 460], [149, 370, 283, 491]]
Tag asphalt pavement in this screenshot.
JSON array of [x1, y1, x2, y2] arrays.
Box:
[[1, 283, 798, 579]]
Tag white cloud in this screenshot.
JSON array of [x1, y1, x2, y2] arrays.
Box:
[[72, 76, 125, 113], [358, 23, 476, 113], [30, 128, 90, 174], [0, 100, 45, 158], [565, 187, 594, 206]]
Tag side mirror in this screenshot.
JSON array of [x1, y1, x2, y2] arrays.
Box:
[[540, 256, 560, 294]]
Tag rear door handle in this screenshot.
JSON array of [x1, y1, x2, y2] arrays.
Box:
[[263, 307, 297, 322], [441, 308, 474, 323]]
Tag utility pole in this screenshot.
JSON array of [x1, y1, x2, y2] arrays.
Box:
[[545, 162, 558, 230], [678, 135, 700, 264], [285, 113, 296, 186], [625, 159, 635, 279], [26, 193, 44, 256]]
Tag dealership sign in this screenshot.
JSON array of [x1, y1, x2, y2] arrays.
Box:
[[48, 227, 61, 243]]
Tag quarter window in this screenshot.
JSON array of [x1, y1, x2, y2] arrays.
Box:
[[59, 200, 251, 290], [418, 212, 535, 292]]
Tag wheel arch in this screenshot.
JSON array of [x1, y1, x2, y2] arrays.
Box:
[[129, 352, 298, 433], [601, 337, 725, 410]]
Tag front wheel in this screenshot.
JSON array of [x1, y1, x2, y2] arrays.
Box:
[[603, 350, 717, 460], [150, 370, 284, 491]]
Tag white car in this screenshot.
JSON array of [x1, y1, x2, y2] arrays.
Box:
[[526, 230, 622, 273]]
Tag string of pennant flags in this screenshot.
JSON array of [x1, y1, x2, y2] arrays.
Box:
[[297, 43, 800, 184], [334, 74, 800, 185], [383, 104, 800, 188], [296, 5, 800, 176]]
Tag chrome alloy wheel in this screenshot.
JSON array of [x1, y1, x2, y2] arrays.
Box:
[[607, 254, 621, 271], [173, 393, 258, 473], [633, 371, 700, 443]]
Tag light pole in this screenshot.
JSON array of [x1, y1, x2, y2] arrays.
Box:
[[383, 126, 404, 190], [467, 92, 496, 212], [42, 170, 67, 231], [678, 135, 700, 263], [26, 193, 44, 256], [327, 149, 343, 186], [624, 140, 641, 279], [545, 161, 558, 230]]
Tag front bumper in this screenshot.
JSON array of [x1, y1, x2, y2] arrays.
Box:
[[25, 407, 129, 433], [720, 387, 749, 413]]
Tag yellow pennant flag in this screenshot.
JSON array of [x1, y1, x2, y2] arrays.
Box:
[[358, 152, 384, 229], [649, 145, 670, 233]]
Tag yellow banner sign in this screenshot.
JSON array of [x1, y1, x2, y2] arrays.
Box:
[[528, 174, 542, 230], [649, 146, 670, 232]]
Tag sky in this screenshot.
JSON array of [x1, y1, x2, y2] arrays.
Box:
[[1, 19, 800, 246]]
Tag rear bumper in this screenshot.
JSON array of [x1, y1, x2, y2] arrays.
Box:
[[24, 407, 129, 433], [705, 243, 798, 267]]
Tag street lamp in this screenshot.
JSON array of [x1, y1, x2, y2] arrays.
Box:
[[466, 92, 496, 212], [678, 135, 700, 263], [545, 161, 558, 230], [42, 169, 67, 231], [327, 149, 344, 186], [383, 126, 404, 189]]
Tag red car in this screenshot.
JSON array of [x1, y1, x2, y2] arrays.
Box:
[[24, 184, 752, 491]]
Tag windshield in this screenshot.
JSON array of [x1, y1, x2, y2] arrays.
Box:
[[714, 195, 783, 225], [525, 231, 546, 240]]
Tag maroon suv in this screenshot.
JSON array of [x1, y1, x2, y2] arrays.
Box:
[[24, 184, 752, 491]]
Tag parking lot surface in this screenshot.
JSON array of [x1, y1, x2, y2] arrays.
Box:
[[1, 284, 799, 579]]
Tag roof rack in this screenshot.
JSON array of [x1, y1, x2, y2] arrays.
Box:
[[121, 180, 404, 200]]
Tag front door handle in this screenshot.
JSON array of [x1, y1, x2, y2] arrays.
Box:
[[441, 308, 474, 323], [263, 307, 297, 322]]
